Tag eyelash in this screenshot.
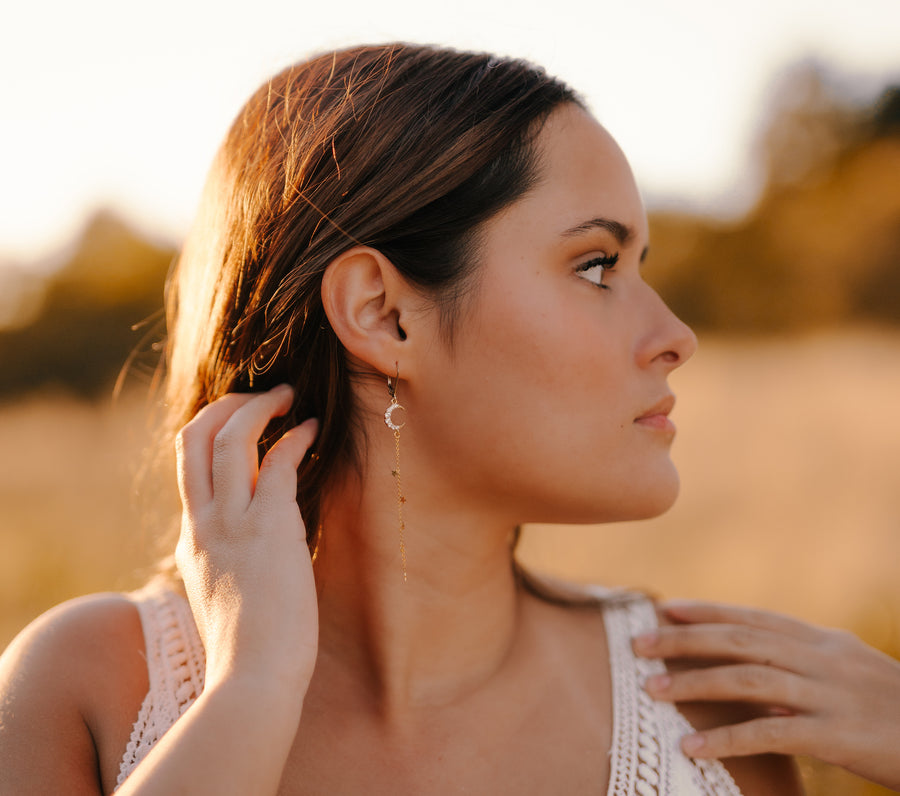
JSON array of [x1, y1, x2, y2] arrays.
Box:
[[575, 252, 619, 290]]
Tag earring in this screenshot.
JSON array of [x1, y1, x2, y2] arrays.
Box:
[[384, 363, 408, 582]]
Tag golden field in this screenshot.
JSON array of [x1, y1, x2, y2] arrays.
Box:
[[1, 329, 898, 795]]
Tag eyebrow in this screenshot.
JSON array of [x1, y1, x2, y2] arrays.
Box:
[[560, 217, 634, 244], [561, 216, 649, 263]]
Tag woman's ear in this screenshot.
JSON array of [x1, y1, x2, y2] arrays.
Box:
[[321, 246, 422, 376]]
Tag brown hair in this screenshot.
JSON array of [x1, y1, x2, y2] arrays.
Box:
[[164, 43, 579, 546]]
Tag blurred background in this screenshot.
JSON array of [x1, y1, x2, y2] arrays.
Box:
[[1, 1, 898, 792]]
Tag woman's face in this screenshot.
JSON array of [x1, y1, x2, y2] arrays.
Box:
[[410, 103, 697, 525]]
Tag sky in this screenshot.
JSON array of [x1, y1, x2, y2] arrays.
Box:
[[1, 0, 898, 264]]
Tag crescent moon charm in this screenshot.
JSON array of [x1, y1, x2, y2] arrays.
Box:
[[384, 399, 406, 431]]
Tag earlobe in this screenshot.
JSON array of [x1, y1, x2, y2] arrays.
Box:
[[321, 246, 413, 373]]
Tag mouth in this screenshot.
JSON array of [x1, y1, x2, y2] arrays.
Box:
[[634, 394, 677, 433]]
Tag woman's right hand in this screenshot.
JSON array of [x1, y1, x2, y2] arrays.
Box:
[[109, 387, 319, 794], [175, 385, 320, 694]]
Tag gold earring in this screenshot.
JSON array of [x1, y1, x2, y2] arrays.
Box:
[[384, 363, 408, 582]]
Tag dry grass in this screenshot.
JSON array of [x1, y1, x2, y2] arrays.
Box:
[[1, 329, 898, 795], [0, 389, 177, 645]]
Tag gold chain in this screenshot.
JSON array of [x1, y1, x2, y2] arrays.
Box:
[[392, 423, 408, 582]]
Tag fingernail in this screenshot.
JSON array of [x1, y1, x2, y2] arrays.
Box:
[[632, 632, 658, 653], [682, 734, 706, 755], [303, 417, 320, 436], [645, 673, 671, 692]]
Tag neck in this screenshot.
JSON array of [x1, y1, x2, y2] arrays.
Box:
[[309, 457, 522, 721]]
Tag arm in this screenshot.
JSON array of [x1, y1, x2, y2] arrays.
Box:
[[1, 386, 319, 796], [118, 386, 320, 795], [634, 600, 900, 792], [0, 596, 140, 796]]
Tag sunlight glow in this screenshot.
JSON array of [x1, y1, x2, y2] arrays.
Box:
[[1, 0, 897, 261]]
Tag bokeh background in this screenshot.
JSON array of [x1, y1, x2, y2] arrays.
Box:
[[1, 1, 898, 793]]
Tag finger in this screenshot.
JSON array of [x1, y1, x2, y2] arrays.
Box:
[[660, 600, 822, 643], [633, 623, 812, 672], [680, 715, 818, 760], [644, 664, 816, 712], [253, 418, 320, 509], [176, 393, 257, 510], [210, 385, 296, 509]]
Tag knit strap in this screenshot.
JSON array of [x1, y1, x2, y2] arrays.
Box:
[[115, 586, 206, 789], [604, 596, 744, 796]]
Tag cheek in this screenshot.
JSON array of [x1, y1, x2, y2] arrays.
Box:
[[476, 276, 602, 375], [417, 291, 638, 503], [412, 277, 680, 523], [481, 284, 631, 423], [473, 278, 633, 438]]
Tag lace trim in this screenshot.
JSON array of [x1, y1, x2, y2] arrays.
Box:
[[604, 598, 744, 796], [115, 586, 206, 789], [113, 586, 741, 794]]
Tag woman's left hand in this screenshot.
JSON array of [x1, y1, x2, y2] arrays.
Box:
[[632, 600, 900, 791]]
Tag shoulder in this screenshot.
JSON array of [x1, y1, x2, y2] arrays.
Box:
[[655, 607, 804, 796], [516, 570, 630, 607], [0, 592, 150, 795], [1, 592, 148, 702]]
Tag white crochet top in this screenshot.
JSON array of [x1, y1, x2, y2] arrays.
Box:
[[117, 587, 743, 794]]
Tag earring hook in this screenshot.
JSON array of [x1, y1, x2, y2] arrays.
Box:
[[386, 361, 400, 399]]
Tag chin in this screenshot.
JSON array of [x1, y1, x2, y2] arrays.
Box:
[[604, 468, 682, 523], [633, 472, 681, 519], [539, 472, 681, 525], [628, 491, 679, 521]]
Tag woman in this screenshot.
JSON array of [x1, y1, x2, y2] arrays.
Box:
[[0, 43, 897, 795]]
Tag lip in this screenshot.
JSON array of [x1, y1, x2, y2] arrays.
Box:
[[634, 394, 677, 433]]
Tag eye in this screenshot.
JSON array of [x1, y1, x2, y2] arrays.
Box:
[[575, 252, 619, 290]]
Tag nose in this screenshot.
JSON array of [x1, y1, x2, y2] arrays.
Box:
[[640, 288, 698, 371]]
